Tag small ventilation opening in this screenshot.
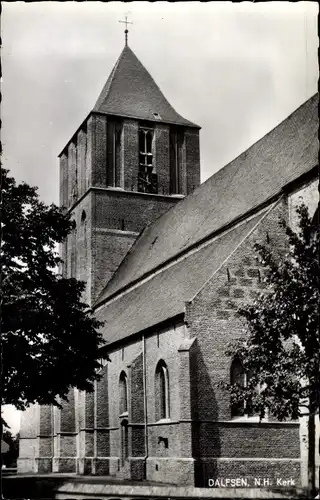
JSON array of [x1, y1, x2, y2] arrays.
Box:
[[153, 112, 162, 120]]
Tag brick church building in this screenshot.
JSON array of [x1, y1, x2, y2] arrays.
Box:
[[18, 38, 318, 488]]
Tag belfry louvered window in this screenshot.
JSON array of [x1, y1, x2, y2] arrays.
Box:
[[138, 128, 158, 194], [107, 120, 122, 187]]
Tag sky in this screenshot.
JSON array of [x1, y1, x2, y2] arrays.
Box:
[[1, 1, 318, 432]]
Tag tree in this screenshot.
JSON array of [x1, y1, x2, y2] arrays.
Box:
[[1, 168, 108, 411], [2, 428, 19, 468], [225, 203, 319, 496]]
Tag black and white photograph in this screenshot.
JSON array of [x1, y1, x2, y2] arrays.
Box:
[[1, 2, 319, 499]]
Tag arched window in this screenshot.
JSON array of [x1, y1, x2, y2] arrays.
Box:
[[230, 358, 253, 418], [120, 419, 129, 465], [71, 222, 77, 278], [155, 360, 170, 420], [81, 210, 86, 224], [119, 371, 128, 415]]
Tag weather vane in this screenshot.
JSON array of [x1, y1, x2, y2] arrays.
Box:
[[119, 13, 133, 46]]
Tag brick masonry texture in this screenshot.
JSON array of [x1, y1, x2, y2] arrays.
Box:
[[123, 119, 139, 191], [24, 62, 317, 488], [21, 181, 318, 484], [154, 124, 170, 195], [183, 199, 302, 485], [185, 128, 200, 195]]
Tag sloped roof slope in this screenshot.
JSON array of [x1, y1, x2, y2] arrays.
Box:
[[95, 211, 267, 344], [96, 94, 318, 306], [93, 45, 198, 127]]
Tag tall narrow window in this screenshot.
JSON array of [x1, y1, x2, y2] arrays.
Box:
[[155, 360, 170, 420], [120, 420, 129, 465], [170, 128, 184, 194], [107, 120, 122, 187], [119, 371, 128, 415], [138, 128, 158, 194], [230, 358, 253, 418], [80, 211, 87, 274], [70, 223, 77, 278]]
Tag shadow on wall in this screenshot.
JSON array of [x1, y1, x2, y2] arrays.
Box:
[[190, 341, 221, 487]]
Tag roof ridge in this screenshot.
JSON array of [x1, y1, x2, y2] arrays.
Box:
[[93, 202, 275, 311], [92, 44, 199, 127], [93, 45, 126, 111], [200, 93, 318, 191], [95, 93, 318, 306]]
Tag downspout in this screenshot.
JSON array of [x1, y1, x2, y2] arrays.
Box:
[[142, 333, 149, 479]]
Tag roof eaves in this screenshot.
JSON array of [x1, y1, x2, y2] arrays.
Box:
[[93, 191, 283, 311], [93, 47, 124, 112], [58, 109, 200, 157], [92, 110, 201, 129], [98, 312, 185, 352], [58, 111, 92, 157], [93, 163, 318, 311]]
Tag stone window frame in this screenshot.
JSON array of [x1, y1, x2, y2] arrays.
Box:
[[155, 360, 170, 422], [229, 357, 262, 422], [119, 370, 128, 418]]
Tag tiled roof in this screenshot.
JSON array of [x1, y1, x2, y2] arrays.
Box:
[[95, 211, 268, 345], [96, 93, 318, 306], [93, 45, 199, 127]]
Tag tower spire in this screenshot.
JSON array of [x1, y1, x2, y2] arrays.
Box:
[[119, 13, 133, 46]]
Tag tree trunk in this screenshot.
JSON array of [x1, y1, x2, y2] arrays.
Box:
[[308, 412, 316, 497]]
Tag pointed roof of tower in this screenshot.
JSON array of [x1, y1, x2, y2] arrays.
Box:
[[93, 45, 199, 127]]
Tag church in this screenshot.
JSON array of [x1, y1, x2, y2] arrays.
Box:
[[18, 33, 318, 488]]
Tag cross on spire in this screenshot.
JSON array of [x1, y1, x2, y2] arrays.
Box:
[[119, 13, 133, 46]]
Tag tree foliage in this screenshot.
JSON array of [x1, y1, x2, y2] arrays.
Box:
[[1, 168, 107, 410], [226, 203, 319, 421]]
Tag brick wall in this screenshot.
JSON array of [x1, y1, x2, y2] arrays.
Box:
[[90, 189, 180, 302], [92, 114, 107, 187], [59, 112, 200, 308], [95, 365, 110, 475], [91, 229, 136, 303], [186, 201, 288, 420], [67, 194, 93, 305], [185, 199, 302, 485], [77, 127, 88, 197], [52, 388, 77, 473], [79, 322, 189, 483], [93, 189, 178, 233], [123, 119, 139, 191], [130, 352, 145, 480], [185, 128, 200, 195], [38, 406, 53, 473], [59, 154, 68, 208], [68, 141, 77, 205], [154, 124, 170, 195]]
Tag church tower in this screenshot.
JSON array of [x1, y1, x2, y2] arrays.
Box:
[[59, 34, 201, 306]]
